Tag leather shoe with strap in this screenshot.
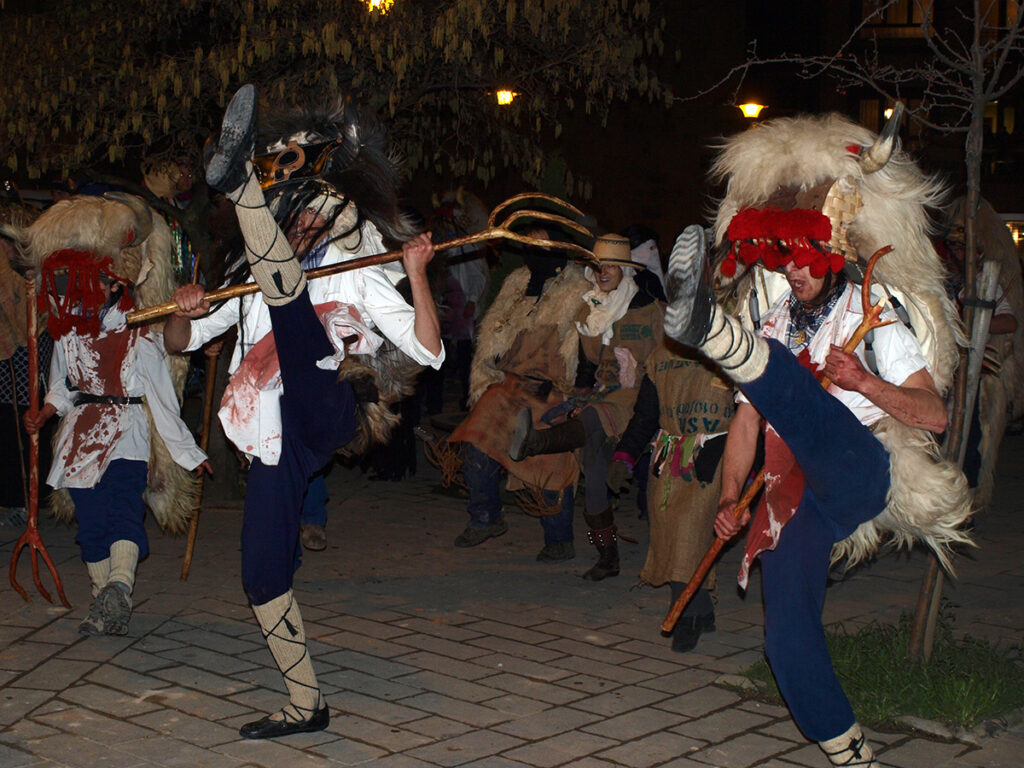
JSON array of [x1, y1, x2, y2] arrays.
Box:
[[239, 704, 330, 739]]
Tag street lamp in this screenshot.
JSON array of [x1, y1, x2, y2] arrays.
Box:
[[496, 89, 518, 106], [364, 0, 394, 13], [738, 103, 767, 119]]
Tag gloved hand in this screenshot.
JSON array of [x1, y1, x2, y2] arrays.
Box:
[[606, 459, 632, 495]]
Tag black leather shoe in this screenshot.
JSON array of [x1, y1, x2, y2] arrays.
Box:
[[239, 705, 330, 739], [206, 84, 257, 193], [671, 613, 716, 653], [664, 225, 715, 347], [536, 541, 575, 562]]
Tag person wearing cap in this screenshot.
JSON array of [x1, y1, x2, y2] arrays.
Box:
[[509, 234, 664, 580]]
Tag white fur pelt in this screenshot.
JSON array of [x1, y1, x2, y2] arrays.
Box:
[[12, 195, 197, 534], [468, 264, 588, 407], [710, 113, 972, 567]]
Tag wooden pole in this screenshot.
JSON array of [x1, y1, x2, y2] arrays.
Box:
[[179, 347, 220, 581]]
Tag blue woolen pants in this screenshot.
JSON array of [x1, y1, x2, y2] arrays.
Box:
[[71, 458, 149, 562], [240, 292, 356, 605], [741, 339, 891, 742]]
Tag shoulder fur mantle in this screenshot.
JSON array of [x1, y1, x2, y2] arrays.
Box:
[[468, 264, 589, 406]]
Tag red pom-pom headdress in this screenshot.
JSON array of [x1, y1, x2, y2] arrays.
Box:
[[722, 207, 845, 279]]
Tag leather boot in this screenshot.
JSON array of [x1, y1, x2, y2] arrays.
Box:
[[582, 510, 620, 581], [509, 408, 586, 461]]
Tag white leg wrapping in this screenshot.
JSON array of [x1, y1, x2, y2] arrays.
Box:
[[230, 167, 306, 306], [700, 308, 770, 384], [819, 723, 878, 767], [252, 591, 323, 723], [108, 540, 139, 593], [85, 558, 110, 598]]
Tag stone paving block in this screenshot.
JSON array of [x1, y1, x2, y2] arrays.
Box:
[[548, 655, 653, 685], [672, 707, 775, 742], [319, 630, 416, 659], [555, 674, 624, 696], [755, 718, 807, 744], [398, 693, 513, 728], [12, 659, 97, 691], [392, 669, 502, 703], [320, 614, 413, 640], [471, 652, 578, 682], [736, 700, 789, 719], [700, 649, 765, 675], [106, 648, 177, 674], [569, 684, 671, 717], [324, 712, 434, 751], [328, 690, 428, 725], [34, 705, 154, 744], [0, 742, 39, 767], [132, 684, 252, 720], [213, 736, 338, 768], [350, 754, 437, 768], [130, 708, 241, 748], [560, 759, 620, 768], [542, 637, 644, 668], [406, 729, 524, 767], [466, 635, 566, 663], [402, 715, 475, 740], [689, 732, 795, 768], [459, 757, 534, 768], [481, 674, 589, 706], [531, 623, 628, 648], [316, 648, 419, 679], [638, 668, 721, 696], [0, 688, 55, 726], [23, 619, 85, 648], [150, 663, 255, 697], [85, 663, 174, 697], [117, 733, 249, 767], [655, 685, 741, 717], [493, 705, 603, 740], [392, 617, 484, 642], [317, 668, 423, 701], [0, 641, 65, 672], [0, 717, 59, 744], [597, 730, 707, 768], [502, 730, 619, 768], [880, 738, 972, 767], [396, 650, 495, 680], [622, 656, 687, 676], [582, 707, 683, 741], [306, 733, 390, 764], [130, 634, 186, 655], [228, 664, 288, 695], [156, 645, 258, 676], [7, 732, 151, 768], [58, 682, 164, 718], [460, 620, 561, 646], [161, 628, 261, 657]]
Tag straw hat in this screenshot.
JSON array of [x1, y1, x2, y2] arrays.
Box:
[[592, 234, 644, 269]]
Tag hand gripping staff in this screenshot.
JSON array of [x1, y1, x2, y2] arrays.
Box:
[[661, 246, 896, 634], [9, 275, 72, 608], [125, 193, 597, 326]]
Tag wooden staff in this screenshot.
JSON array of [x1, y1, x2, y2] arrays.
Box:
[[662, 246, 895, 634], [180, 344, 220, 581], [125, 194, 595, 326], [9, 276, 71, 607]]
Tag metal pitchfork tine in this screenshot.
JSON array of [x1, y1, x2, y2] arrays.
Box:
[[9, 275, 72, 608], [125, 193, 597, 325]]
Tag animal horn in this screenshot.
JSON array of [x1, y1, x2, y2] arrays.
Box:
[[859, 102, 903, 174], [103, 191, 154, 246]]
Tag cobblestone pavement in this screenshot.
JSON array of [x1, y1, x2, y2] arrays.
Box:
[[2, 430, 1022, 768]]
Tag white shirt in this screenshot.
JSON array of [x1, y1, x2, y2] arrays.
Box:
[[45, 309, 207, 488], [738, 282, 930, 427], [185, 220, 444, 463]]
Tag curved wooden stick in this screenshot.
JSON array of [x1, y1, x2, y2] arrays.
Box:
[[661, 246, 895, 634], [180, 347, 220, 581], [9, 276, 71, 608], [126, 194, 596, 325]]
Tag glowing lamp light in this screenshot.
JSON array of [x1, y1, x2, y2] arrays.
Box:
[[738, 103, 766, 119], [884, 107, 894, 119], [496, 89, 518, 106], [364, 0, 394, 12]]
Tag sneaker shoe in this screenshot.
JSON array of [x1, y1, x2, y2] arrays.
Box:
[[301, 525, 327, 551], [671, 613, 716, 653], [454, 520, 508, 547], [206, 84, 257, 193], [664, 225, 715, 346], [536, 541, 575, 562], [77, 600, 106, 635], [97, 582, 133, 636]]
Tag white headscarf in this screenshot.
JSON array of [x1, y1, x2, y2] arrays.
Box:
[[576, 266, 639, 344], [630, 239, 665, 294]]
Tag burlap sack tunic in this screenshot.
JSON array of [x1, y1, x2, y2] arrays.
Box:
[[639, 346, 736, 588]]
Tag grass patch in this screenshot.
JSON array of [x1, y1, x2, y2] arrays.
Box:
[[741, 610, 1024, 731]]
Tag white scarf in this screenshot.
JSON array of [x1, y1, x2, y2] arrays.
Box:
[[576, 266, 638, 344]]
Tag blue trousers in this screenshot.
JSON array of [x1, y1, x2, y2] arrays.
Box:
[[71, 459, 149, 563], [741, 339, 890, 742], [462, 444, 575, 544], [240, 293, 356, 605]]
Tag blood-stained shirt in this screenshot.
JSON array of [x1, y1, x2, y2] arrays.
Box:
[[45, 308, 207, 489], [183, 219, 444, 465]]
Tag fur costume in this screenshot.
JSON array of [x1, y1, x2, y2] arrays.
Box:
[[709, 112, 972, 569], [3, 195, 197, 533]]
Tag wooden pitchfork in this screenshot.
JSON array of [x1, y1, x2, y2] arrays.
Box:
[[9, 275, 71, 608], [125, 193, 596, 326], [661, 246, 896, 634]]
